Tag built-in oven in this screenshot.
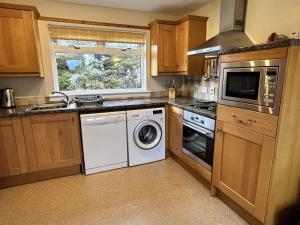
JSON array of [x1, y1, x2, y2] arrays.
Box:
[[182, 111, 215, 172], [219, 59, 286, 115]]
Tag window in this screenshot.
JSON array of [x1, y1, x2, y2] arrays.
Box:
[[50, 26, 146, 94]]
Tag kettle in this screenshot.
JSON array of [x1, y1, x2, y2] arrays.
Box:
[[0, 88, 16, 108]]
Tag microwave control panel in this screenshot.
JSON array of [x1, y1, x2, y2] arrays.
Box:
[[263, 67, 278, 106]]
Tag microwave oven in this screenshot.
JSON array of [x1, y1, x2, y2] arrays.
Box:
[[219, 59, 286, 115]]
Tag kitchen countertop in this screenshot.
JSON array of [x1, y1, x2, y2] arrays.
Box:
[[0, 97, 217, 119], [220, 38, 300, 55]]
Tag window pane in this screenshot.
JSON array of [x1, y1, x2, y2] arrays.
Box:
[[55, 39, 98, 47], [105, 42, 142, 50], [54, 39, 143, 50], [56, 53, 142, 91]]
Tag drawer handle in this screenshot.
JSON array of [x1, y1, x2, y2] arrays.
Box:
[[232, 115, 256, 125]]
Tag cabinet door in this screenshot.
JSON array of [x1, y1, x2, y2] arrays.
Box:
[[213, 121, 275, 222], [22, 113, 82, 171], [0, 8, 39, 74], [0, 117, 29, 178], [158, 24, 176, 73], [168, 106, 183, 159], [176, 21, 188, 73]]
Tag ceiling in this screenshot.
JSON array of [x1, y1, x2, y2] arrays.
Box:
[[53, 0, 211, 15]]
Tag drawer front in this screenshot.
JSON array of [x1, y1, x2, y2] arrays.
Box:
[[217, 104, 278, 137]]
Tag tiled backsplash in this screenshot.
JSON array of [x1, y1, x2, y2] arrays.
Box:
[[180, 77, 219, 101]]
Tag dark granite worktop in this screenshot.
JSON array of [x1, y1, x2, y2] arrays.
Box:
[[0, 97, 217, 119], [220, 39, 300, 55]]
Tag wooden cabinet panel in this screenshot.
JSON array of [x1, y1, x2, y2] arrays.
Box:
[[217, 104, 278, 137], [220, 47, 288, 63], [168, 106, 183, 159], [176, 21, 188, 72], [0, 117, 29, 178], [0, 7, 39, 74], [213, 121, 275, 222], [23, 113, 82, 171], [264, 46, 300, 225], [175, 18, 207, 75], [158, 24, 176, 73]]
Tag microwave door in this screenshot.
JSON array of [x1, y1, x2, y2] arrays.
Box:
[[221, 67, 266, 105]]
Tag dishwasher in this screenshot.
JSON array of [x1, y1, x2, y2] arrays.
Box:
[[80, 111, 128, 175]]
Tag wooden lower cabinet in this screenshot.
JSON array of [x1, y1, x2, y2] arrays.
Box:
[[22, 113, 82, 171], [168, 106, 183, 159], [0, 113, 82, 180], [0, 117, 29, 178], [213, 121, 275, 223]]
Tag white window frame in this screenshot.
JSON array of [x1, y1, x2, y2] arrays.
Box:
[[50, 28, 147, 95]]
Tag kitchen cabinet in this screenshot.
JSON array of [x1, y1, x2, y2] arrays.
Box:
[[0, 5, 41, 75], [150, 23, 176, 75], [0, 117, 29, 178], [22, 113, 82, 171], [149, 15, 208, 76], [213, 119, 275, 223], [168, 106, 183, 159], [175, 17, 207, 75], [158, 24, 176, 73], [175, 21, 188, 73], [214, 48, 294, 224]]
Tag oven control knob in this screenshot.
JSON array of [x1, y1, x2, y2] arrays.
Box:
[[200, 120, 204, 124], [266, 76, 276, 81], [191, 117, 194, 120]]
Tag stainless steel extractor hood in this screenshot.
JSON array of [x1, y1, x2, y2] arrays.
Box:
[[188, 0, 253, 55]]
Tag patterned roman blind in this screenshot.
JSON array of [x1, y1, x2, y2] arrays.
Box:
[[49, 26, 145, 44]]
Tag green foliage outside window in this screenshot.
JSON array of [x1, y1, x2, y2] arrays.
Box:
[[56, 53, 142, 91]]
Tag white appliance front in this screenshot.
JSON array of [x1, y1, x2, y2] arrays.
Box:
[[80, 111, 128, 175], [127, 108, 165, 166]]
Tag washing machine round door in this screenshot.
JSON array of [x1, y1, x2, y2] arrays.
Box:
[[133, 120, 162, 150]]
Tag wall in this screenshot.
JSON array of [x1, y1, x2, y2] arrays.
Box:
[[0, 0, 181, 99], [188, 0, 220, 40], [246, 0, 300, 43], [189, 0, 300, 43]]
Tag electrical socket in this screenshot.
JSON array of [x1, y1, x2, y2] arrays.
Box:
[[209, 87, 215, 94], [200, 87, 208, 93]]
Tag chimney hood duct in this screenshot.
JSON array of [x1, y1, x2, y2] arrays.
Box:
[[188, 0, 253, 55]]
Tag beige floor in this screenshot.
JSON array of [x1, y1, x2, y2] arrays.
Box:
[[0, 158, 247, 225]]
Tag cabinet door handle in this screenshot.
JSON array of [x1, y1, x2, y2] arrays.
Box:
[[216, 128, 223, 134], [232, 115, 256, 125]]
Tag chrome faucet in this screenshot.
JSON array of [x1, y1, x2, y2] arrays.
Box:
[[52, 91, 72, 104]]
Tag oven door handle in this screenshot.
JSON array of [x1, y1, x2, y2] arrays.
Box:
[[183, 121, 214, 138]]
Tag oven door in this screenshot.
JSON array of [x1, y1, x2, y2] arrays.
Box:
[[221, 67, 266, 105], [182, 121, 214, 171]]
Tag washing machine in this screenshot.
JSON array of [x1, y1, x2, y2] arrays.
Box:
[[127, 107, 165, 166]]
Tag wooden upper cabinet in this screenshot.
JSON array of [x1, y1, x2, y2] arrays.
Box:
[[176, 17, 207, 75], [150, 16, 208, 76], [213, 121, 275, 223], [0, 6, 40, 75], [168, 106, 183, 159], [176, 21, 188, 72], [22, 113, 82, 171], [0, 117, 29, 178], [150, 23, 176, 75], [158, 24, 176, 73]]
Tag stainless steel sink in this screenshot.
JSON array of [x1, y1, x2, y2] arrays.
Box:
[[26, 103, 68, 112]]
